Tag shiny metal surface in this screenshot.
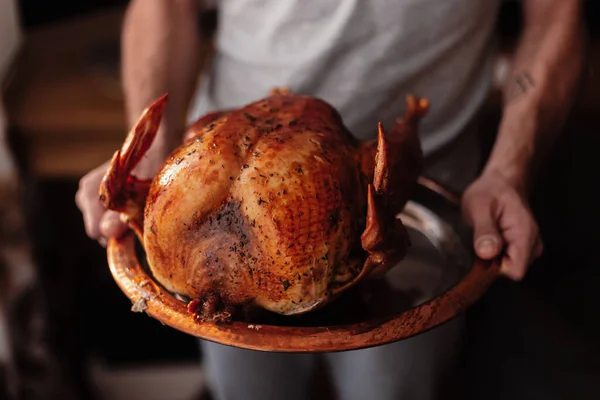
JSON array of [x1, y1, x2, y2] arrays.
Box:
[[394, 197, 472, 308]]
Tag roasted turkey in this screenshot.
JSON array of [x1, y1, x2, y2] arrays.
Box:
[[99, 89, 428, 322]]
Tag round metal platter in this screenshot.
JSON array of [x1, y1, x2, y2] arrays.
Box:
[[106, 177, 500, 353]]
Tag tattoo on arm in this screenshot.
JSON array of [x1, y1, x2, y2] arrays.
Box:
[[504, 71, 536, 104]]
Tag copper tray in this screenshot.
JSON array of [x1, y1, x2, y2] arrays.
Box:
[[106, 177, 500, 353]]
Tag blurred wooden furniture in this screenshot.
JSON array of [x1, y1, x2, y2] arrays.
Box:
[[4, 6, 127, 178], [3, 5, 219, 180]]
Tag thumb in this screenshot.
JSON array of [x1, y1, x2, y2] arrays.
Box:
[[467, 199, 503, 260], [99, 210, 129, 239]]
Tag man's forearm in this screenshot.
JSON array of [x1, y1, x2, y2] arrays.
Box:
[[482, 0, 587, 194], [121, 0, 202, 168]]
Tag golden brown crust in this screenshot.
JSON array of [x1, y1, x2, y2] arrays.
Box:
[[123, 93, 429, 318], [98, 91, 427, 318], [144, 94, 368, 314]]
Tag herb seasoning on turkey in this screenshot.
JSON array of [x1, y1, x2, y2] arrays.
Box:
[[99, 88, 428, 323]]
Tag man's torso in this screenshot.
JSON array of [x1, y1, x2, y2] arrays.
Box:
[[190, 0, 501, 190]]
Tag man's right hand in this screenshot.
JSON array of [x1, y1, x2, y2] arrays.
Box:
[[76, 160, 129, 247]]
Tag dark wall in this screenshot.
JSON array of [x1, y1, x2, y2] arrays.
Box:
[[498, 0, 599, 38], [17, 0, 128, 28], [16, 1, 600, 33]]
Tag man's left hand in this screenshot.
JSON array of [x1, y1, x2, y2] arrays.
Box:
[[461, 170, 543, 280]]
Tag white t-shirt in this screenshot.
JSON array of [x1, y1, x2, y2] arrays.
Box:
[[189, 0, 501, 191]]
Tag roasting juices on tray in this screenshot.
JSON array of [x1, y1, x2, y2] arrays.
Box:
[[99, 88, 428, 323]]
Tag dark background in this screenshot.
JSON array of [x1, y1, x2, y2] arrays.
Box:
[[14, 0, 600, 33]]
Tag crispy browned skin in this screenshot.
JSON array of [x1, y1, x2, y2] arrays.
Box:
[[100, 92, 428, 319], [144, 95, 367, 314]]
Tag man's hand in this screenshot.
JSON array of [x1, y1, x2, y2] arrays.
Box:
[[76, 143, 168, 246], [465, 0, 584, 280], [461, 170, 543, 281], [76, 161, 129, 247]]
